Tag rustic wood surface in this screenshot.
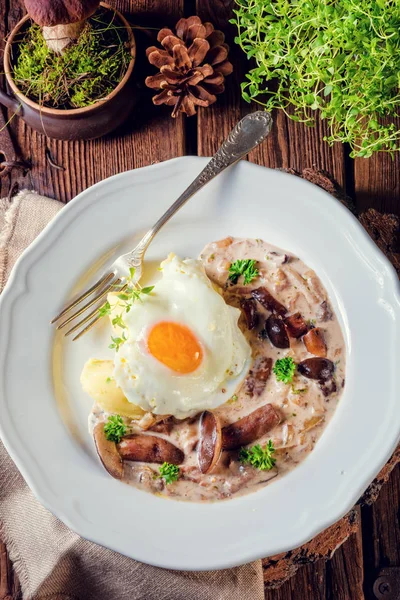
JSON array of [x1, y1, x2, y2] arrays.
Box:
[[0, 1, 399, 599]]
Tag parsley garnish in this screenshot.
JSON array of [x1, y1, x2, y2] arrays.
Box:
[[239, 440, 276, 471], [158, 462, 179, 485], [109, 331, 127, 352], [228, 259, 259, 285], [273, 357, 296, 384], [104, 415, 126, 443]]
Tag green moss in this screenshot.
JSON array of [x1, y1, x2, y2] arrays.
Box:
[[12, 7, 132, 109]]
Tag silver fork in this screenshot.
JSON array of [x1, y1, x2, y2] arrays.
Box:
[[52, 111, 272, 340]]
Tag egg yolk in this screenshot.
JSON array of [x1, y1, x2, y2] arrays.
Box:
[[147, 321, 203, 374]]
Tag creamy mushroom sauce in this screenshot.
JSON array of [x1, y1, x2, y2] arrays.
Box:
[[91, 237, 346, 502]]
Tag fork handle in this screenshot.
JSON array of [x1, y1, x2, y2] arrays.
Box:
[[132, 111, 272, 256]]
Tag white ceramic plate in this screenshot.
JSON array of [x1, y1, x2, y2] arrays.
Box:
[[0, 157, 399, 570]]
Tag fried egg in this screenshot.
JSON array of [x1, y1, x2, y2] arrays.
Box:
[[112, 254, 251, 419]]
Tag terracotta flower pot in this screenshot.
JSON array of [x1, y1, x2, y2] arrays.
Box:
[[0, 3, 136, 141]]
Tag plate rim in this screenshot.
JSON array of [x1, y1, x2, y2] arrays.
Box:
[[0, 156, 399, 570]]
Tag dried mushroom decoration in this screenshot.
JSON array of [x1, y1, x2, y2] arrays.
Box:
[[145, 16, 233, 117]]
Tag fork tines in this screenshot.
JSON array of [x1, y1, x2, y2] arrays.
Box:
[[51, 271, 122, 341]]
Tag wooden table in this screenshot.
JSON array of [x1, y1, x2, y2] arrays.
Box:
[[0, 2, 399, 599]]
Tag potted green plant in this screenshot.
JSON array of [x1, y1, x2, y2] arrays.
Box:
[[0, 1, 136, 140]]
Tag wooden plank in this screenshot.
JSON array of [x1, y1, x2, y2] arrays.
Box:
[[196, 1, 242, 156], [0, 0, 186, 203], [264, 559, 327, 600], [0, 541, 20, 600], [353, 123, 400, 215], [352, 113, 400, 600], [326, 509, 365, 600], [361, 465, 400, 599]]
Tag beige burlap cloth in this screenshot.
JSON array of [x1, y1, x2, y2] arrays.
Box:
[[0, 191, 265, 600]]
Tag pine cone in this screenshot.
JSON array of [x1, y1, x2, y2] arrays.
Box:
[[145, 16, 233, 117]]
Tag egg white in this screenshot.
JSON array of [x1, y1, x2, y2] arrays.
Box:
[[112, 254, 251, 419]]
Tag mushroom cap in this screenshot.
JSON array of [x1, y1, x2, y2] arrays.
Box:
[[24, 0, 100, 27]]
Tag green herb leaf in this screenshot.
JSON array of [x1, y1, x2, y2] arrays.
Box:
[[98, 300, 111, 318], [232, 0, 400, 157], [141, 286, 155, 295], [109, 332, 127, 352], [111, 314, 126, 329], [228, 259, 259, 285], [104, 415, 126, 443], [239, 440, 276, 471], [158, 462, 180, 485], [273, 357, 296, 384]]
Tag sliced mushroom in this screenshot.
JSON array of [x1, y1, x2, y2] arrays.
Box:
[[285, 312, 308, 338], [265, 314, 290, 348], [149, 416, 175, 434], [118, 434, 184, 465], [240, 297, 259, 330], [273, 268, 289, 290], [93, 422, 123, 480], [269, 251, 289, 265], [298, 358, 334, 381], [245, 356, 273, 396], [286, 267, 319, 305], [304, 270, 326, 302], [303, 328, 327, 357], [222, 403, 281, 450], [198, 411, 222, 474], [319, 379, 337, 397], [317, 300, 333, 322], [251, 286, 287, 316], [302, 415, 325, 432], [215, 236, 233, 248]]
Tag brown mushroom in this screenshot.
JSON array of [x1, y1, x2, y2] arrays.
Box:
[[24, 0, 100, 53], [252, 286, 287, 316], [149, 416, 175, 435], [197, 411, 222, 474], [118, 434, 184, 465], [222, 404, 281, 450], [285, 312, 308, 338], [93, 422, 123, 480], [319, 379, 337, 397], [298, 358, 334, 381], [269, 251, 289, 265], [245, 356, 273, 396], [303, 328, 327, 357], [317, 300, 333, 322], [265, 314, 290, 348], [240, 297, 259, 330]]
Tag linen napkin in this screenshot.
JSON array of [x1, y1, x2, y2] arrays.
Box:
[[0, 191, 265, 600]]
